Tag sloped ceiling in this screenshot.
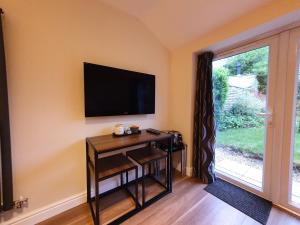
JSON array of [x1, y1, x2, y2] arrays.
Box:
[[100, 0, 274, 50]]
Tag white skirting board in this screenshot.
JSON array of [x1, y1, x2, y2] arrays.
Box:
[[2, 192, 87, 225], [186, 166, 193, 177], [2, 166, 192, 225]]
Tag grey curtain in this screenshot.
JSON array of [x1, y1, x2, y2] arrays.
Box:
[[193, 51, 216, 184]]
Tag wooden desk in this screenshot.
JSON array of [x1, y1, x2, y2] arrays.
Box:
[[86, 130, 173, 225]]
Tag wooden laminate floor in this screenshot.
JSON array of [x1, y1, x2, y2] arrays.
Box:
[[39, 175, 300, 225]]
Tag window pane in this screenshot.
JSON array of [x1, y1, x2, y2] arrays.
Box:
[[213, 46, 269, 189], [291, 59, 300, 205]]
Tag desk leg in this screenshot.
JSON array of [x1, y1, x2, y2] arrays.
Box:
[[168, 138, 173, 192], [135, 168, 138, 207], [184, 144, 187, 176], [165, 158, 168, 187], [142, 165, 145, 205], [86, 142, 91, 203], [94, 152, 100, 225], [181, 148, 184, 176]]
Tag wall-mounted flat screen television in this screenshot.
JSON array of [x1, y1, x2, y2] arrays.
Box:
[[84, 63, 155, 117]]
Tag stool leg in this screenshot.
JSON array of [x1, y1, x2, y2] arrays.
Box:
[[126, 171, 129, 184], [95, 171, 100, 225], [167, 153, 170, 190], [142, 165, 145, 205], [120, 173, 123, 187], [135, 167, 138, 207], [155, 161, 159, 177], [149, 163, 152, 176], [165, 158, 168, 187]]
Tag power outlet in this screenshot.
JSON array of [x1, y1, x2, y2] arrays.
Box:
[[13, 196, 28, 209]]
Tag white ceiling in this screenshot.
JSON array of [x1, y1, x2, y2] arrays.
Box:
[[100, 0, 273, 50]]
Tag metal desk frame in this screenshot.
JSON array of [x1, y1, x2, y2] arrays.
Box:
[[86, 131, 173, 225]]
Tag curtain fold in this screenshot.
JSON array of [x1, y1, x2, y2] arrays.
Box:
[[193, 51, 216, 184]]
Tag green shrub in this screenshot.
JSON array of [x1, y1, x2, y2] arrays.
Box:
[[212, 68, 229, 122], [256, 73, 268, 95], [218, 113, 264, 130], [298, 82, 300, 100], [217, 95, 264, 131], [229, 101, 256, 116], [224, 47, 269, 76]]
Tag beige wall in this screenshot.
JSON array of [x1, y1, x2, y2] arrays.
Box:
[[0, 0, 170, 220], [3, 0, 300, 222], [169, 0, 300, 174]]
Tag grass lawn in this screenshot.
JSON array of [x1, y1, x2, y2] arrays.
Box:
[[216, 127, 300, 164]]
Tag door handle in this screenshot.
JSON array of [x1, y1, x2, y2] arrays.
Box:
[[256, 112, 272, 118], [256, 111, 273, 125]]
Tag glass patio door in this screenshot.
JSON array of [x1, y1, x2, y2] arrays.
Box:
[[213, 36, 279, 199], [280, 27, 300, 213]]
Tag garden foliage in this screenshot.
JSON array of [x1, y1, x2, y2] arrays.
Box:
[[216, 95, 264, 131], [212, 67, 229, 122]]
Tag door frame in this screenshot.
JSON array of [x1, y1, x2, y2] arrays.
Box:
[[213, 35, 280, 201], [280, 27, 300, 214]]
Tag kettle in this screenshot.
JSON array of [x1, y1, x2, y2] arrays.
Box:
[[114, 124, 125, 135]]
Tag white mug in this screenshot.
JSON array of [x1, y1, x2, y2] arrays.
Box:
[[114, 124, 125, 135]]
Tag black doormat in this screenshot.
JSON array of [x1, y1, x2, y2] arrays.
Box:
[[204, 179, 272, 225]]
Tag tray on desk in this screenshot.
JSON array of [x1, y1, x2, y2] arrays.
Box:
[[112, 130, 141, 137]]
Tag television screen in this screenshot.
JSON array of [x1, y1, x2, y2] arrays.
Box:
[[84, 63, 155, 117]]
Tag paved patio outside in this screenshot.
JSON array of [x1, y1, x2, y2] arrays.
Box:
[[216, 158, 262, 188], [216, 149, 300, 205], [292, 181, 300, 204]]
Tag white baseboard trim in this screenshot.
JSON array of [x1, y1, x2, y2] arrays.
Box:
[[186, 166, 193, 177], [2, 167, 192, 224], [3, 191, 87, 225]]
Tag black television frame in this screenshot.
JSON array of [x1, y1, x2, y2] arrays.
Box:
[[84, 63, 155, 117]]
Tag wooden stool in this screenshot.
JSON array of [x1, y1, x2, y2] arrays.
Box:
[[98, 154, 139, 217], [126, 147, 168, 205]]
